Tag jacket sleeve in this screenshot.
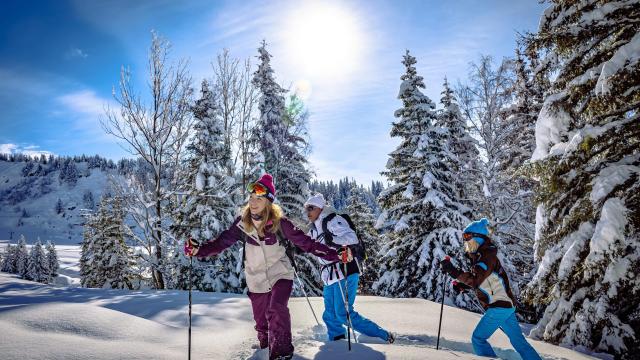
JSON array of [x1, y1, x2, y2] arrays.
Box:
[[326, 215, 359, 246], [456, 249, 497, 288], [196, 217, 242, 258], [281, 218, 339, 262]]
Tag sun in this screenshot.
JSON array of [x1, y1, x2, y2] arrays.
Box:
[[283, 2, 364, 82]]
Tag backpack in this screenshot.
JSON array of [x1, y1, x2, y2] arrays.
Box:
[[321, 213, 367, 261]]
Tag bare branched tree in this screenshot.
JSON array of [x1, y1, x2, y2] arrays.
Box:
[[101, 31, 193, 289]]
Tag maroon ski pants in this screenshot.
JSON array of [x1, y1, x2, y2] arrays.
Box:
[[248, 279, 294, 359]]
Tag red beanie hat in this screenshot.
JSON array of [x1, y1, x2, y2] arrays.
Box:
[[255, 173, 276, 202]]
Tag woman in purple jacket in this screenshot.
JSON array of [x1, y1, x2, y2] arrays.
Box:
[[185, 173, 339, 360]]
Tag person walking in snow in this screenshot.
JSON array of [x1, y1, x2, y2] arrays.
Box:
[[440, 218, 541, 360], [304, 193, 395, 344], [184, 174, 340, 360]]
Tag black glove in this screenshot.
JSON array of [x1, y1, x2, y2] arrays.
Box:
[[452, 280, 471, 294], [440, 257, 461, 278]]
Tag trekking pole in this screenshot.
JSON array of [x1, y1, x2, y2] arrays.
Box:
[[294, 269, 320, 326], [436, 256, 450, 351], [341, 247, 354, 351], [188, 255, 193, 360]]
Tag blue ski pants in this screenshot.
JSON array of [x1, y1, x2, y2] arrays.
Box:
[[322, 273, 389, 341], [472, 306, 541, 360]]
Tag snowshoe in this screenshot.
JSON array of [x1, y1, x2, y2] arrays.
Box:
[[272, 355, 293, 360], [387, 332, 396, 344]]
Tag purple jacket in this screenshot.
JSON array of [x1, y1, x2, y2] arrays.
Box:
[[197, 216, 339, 293]]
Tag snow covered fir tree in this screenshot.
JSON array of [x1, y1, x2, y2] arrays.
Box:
[[1, 236, 59, 284], [250, 41, 320, 295], [344, 183, 381, 294], [26, 239, 49, 283], [45, 240, 59, 282], [310, 177, 383, 214], [436, 77, 480, 220], [15, 235, 29, 279], [80, 196, 134, 289], [489, 47, 542, 299], [522, 1, 640, 357], [250, 41, 312, 223], [374, 50, 474, 309], [171, 79, 243, 293]]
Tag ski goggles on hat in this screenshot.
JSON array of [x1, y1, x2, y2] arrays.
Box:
[[247, 182, 269, 196], [247, 181, 275, 201], [463, 232, 489, 242]]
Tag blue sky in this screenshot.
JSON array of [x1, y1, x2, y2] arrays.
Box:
[[0, 0, 545, 184]]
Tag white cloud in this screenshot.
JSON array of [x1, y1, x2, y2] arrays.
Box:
[[65, 47, 89, 59], [0, 143, 55, 158], [0, 144, 17, 154], [56, 90, 117, 142], [58, 89, 108, 116]]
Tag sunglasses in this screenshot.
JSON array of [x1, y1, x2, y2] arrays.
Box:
[[305, 205, 318, 212], [247, 182, 269, 197]]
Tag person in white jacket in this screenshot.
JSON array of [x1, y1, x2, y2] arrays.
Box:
[[304, 193, 394, 343]]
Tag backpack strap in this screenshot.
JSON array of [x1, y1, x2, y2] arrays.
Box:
[[321, 213, 339, 248], [275, 228, 298, 271], [241, 233, 247, 269]]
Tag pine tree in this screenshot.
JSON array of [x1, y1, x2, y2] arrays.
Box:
[[26, 239, 49, 283], [345, 184, 380, 294], [80, 209, 103, 288], [278, 94, 313, 223], [489, 47, 542, 302], [436, 77, 479, 220], [15, 235, 29, 279], [83, 190, 95, 210], [251, 41, 317, 295], [1, 244, 16, 273], [55, 198, 63, 214], [172, 80, 242, 293], [45, 241, 59, 282], [523, 2, 640, 357], [101, 197, 134, 289], [80, 196, 135, 289], [374, 51, 473, 309], [59, 158, 78, 186]]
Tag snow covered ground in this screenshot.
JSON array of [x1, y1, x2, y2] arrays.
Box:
[[0, 247, 600, 360]]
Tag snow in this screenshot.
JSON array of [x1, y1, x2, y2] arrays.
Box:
[[0, 270, 597, 360], [602, 257, 631, 297], [530, 222, 594, 288], [401, 183, 414, 199], [590, 158, 640, 204], [557, 223, 595, 281], [195, 171, 205, 191], [587, 198, 628, 257], [531, 92, 572, 161], [482, 179, 491, 197], [534, 204, 546, 261], [596, 27, 640, 95], [422, 171, 435, 189]]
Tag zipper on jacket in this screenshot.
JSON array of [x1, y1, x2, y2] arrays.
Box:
[[257, 236, 272, 291]]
